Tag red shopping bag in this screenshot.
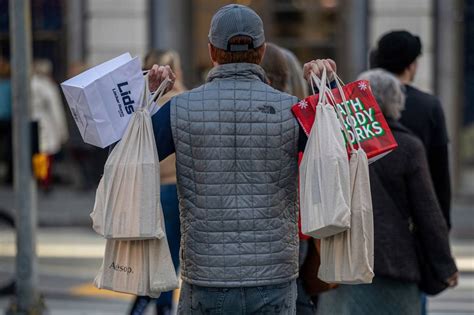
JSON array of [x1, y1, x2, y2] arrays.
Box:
[[298, 151, 311, 241], [292, 79, 397, 163]]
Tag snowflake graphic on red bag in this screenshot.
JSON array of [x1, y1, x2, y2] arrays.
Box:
[[292, 79, 398, 163]]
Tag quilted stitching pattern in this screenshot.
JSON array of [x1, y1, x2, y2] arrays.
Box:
[[171, 63, 300, 287]]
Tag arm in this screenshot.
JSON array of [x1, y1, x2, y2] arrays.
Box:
[[295, 59, 336, 154], [427, 102, 452, 229], [406, 142, 457, 281], [151, 100, 175, 161], [427, 145, 451, 229], [146, 65, 177, 160], [298, 126, 308, 153]]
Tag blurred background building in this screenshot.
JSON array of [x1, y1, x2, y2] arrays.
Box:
[[0, 1, 472, 314], [0, 0, 470, 197]]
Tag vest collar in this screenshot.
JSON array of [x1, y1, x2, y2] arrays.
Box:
[[206, 63, 267, 83]]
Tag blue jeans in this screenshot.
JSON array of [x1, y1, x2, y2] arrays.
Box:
[[420, 293, 427, 315], [178, 280, 297, 315]]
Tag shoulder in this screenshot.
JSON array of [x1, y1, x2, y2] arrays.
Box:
[[261, 82, 299, 103], [174, 84, 206, 98], [170, 85, 207, 107], [405, 85, 443, 111], [393, 128, 426, 158]]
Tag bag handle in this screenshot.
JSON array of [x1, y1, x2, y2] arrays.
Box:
[[311, 71, 355, 153], [139, 73, 171, 113], [310, 67, 329, 107], [315, 71, 362, 152], [332, 73, 362, 151]]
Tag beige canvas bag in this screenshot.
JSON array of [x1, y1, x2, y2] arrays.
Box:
[[299, 68, 351, 239], [93, 234, 179, 296], [90, 75, 170, 239], [318, 76, 374, 284]]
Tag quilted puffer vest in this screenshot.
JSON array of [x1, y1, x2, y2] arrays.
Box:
[[170, 63, 300, 287]]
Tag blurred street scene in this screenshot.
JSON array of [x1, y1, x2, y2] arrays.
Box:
[[0, 0, 473, 314], [0, 188, 471, 314]]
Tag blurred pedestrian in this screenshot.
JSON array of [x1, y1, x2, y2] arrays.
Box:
[[260, 42, 289, 92], [261, 42, 317, 314], [31, 59, 69, 191], [281, 47, 309, 100], [316, 69, 458, 315], [371, 31, 453, 315], [144, 50, 187, 103], [128, 50, 186, 315], [66, 62, 108, 191], [371, 31, 452, 230], [146, 3, 335, 313], [0, 56, 12, 185]]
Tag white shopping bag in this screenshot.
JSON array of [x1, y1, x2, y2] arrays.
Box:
[[94, 237, 179, 297], [318, 149, 374, 284], [61, 53, 145, 148], [90, 75, 170, 240], [299, 68, 351, 238], [318, 78, 374, 284]]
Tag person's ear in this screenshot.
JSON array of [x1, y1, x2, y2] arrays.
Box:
[[258, 43, 267, 64], [208, 43, 218, 66]]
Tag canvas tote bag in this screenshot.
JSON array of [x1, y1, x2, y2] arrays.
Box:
[[90, 75, 171, 240], [318, 76, 374, 284], [299, 68, 351, 239], [94, 210, 179, 296]]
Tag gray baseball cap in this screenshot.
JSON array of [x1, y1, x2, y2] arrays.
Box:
[[208, 4, 265, 52]]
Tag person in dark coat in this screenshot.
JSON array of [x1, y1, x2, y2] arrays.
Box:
[[316, 69, 458, 315], [370, 30, 452, 230]]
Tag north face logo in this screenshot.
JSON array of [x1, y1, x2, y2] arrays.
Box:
[[257, 105, 276, 114]]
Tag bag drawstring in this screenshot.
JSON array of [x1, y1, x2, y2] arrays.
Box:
[[309, 71, 363, 155], [139, 73, 171, 113], [310, 71, 354, 154]]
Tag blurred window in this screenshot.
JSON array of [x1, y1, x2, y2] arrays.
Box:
[[0, 0, 67, 82], [191, 0, 339, 86]]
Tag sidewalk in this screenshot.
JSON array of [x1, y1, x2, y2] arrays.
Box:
[[1, 227, 473, 315], [0, 186, 95, 227], [6, 227, 473, 272], [0, 185, 472, 314], [0, 184, 473, 235], [0, 228, 175, 315]]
